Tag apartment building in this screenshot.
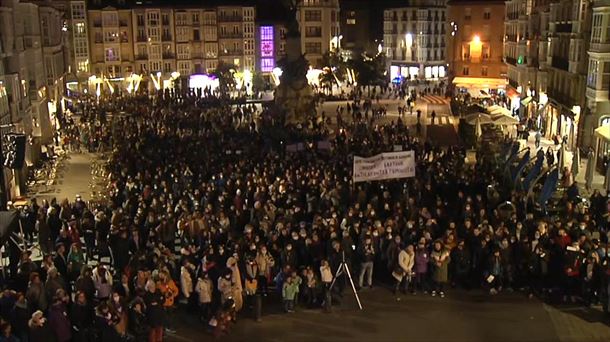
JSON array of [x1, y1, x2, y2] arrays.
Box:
[[447, 0, 507, 95], [541, 0, 591, 150], [504, 0, 542, 118], [88, 0, 134, 95], [67, 1, 91, 82], [0, 0, 69, 199], [217, 6, 256, 72], [87, 1, 256, 92], [384, 0, 448, 82], [587, 0, 610, 166], [296, 0, 340, 67], [340, 0, 379, 59]]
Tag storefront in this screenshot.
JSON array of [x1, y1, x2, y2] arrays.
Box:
[[390, 63, 446, 83], [452, 77, 507, 98], [542, 101, 580, 150]]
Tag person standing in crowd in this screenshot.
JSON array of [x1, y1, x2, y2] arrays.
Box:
[[392, 244, 415, 300], [70, 291, 94, 342], [282, 274, 299, 313], [431, 241, 450, 298], [414, 239, 430, 294], [358, 236, 376, 289], [28, 311, 55, 342], [92, 265, 113, 302], [144, 280, 165, 342], [195, 272, 213, 322]]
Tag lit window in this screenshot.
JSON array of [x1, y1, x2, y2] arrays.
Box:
[[261, 58, 274, 72]]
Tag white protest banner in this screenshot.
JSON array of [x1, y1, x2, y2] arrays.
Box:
[[353, 151, 415, 183]]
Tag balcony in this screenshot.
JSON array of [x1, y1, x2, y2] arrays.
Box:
[[219, 49, 242, 56], [218, 33, 242, 39], [507, 12, 519, 20], [555, 23, 572, 33], [505, 56, 517, 65], [162, 52, 175, 59], [93, 20, 101, 27], [162, 35, 172, 42], [506, 35, 517, 42], [551, 56, 569, 71], [548, 89, 575, 107], [589, 42, 610, 53], [136, 54, 148, 60], [586, 86, 609, 102], [218, 15, 242, 22], [136, 35, 147, 42], [120, 20, 128, 27]]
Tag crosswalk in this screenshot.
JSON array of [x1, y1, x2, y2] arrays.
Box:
[[420, 94, 450, 105], [428, 115, 454, 125]]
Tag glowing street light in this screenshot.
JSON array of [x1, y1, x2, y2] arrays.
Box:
[[473, 35, 481, 45]]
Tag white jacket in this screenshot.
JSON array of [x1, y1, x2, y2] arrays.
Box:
[[195, 278, 212, 304], [320, 265, 333, 284], [394, 250, 414, 281], [180, 266, 193, 299], [92, 267, 113, 299]]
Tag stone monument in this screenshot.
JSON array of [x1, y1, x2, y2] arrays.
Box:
[[274, 1, 315, 125]]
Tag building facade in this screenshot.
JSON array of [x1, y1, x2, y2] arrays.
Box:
[[447, 0, 507, 96], [542, 0, 591, 150], [384, 0, 448, 82], [587, 0, 610, 165], [87, 2, 257, 93], [67, 1, 91, 85], [339, 0, 378, 59], [0, 0, 70, 200], [296, 0, 340, 68]]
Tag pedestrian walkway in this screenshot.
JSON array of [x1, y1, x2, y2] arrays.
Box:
[[420, 94, 450, 105], [28, 151, 100, 203], [427, 115, 454, 125], [544, 304, 610, 342]]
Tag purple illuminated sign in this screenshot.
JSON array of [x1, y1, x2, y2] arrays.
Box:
[[260, 26, 275, 72]]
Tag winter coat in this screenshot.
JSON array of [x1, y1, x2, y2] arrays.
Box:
[[180, 266, 193, 299], [29, 321, 57, 342], [218, 277, 233, 303], [282, 281, 299, 300], [48, 302, 72, 342], [128, 308, 149, 342], [255, 252, 274, 277], [26, 282, 48, 312], [144, 291, 166, 328], [415, 248, 429, 274], [195, 278, 213, 304], [393, 250, 415, 281], [320, 265, 333, 284], [431, 249, 450, 283]]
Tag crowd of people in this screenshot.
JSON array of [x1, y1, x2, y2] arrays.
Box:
[[1, 87, 609, 342]]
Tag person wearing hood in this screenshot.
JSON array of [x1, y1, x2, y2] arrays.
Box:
[[128, 298, 149, 342]]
